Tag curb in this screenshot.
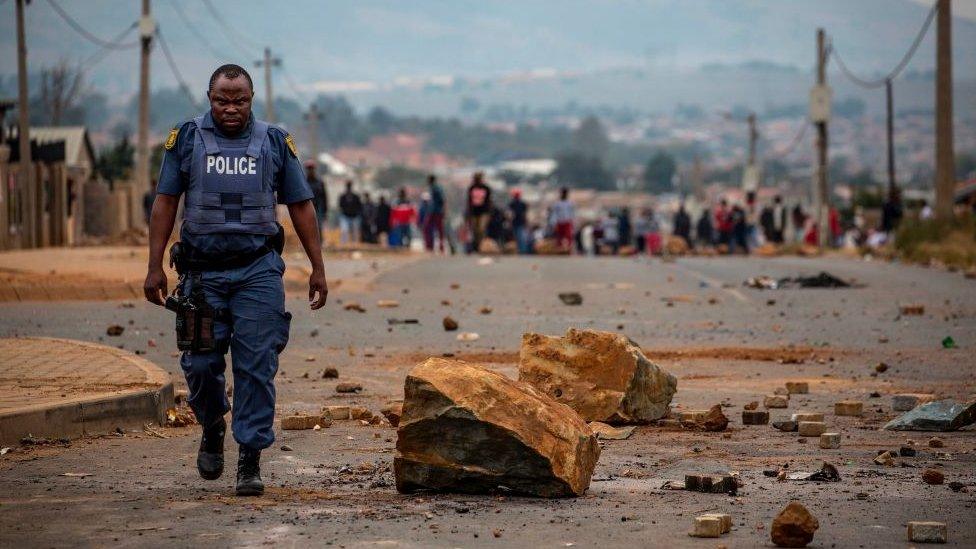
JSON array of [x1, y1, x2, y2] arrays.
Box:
[[0, 338, 175, 446]]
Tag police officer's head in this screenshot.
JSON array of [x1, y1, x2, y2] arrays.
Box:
[[207, 64, 255, 136]]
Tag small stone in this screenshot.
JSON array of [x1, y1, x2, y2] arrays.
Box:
[[744, 401, 759, 410], [322, 367, 339, 379], [874, 451, 895, 466], [798, 421, 826, 437], [381, 402, 403, 427], [281, 444, 293, 451], [335, 382, 363, 393], [892, 393, 936, 412], [785, 382, 809, 394], [558, 292, 583, 306], [343, 302, 366, 313], [690, 515, 724, 538], [376, 299, 399, 308], [350, 406, 373, 420], [875, 362, 889, 373], [834, 401, 863, 417], [921, 468, 945, 485], [479, 306, 492, 315], [770, 501, 819, 547], [106, 325, 125, 336], [899, 446, 917, 457], [928, 437, 945, 448], [907, 521, 947, 544], [764, 395, 789, 409], [819, 432, 841, 449], [791, 412, 825, 423], [742, 410, 769, 425], [442, 316, 459, 331], [900, 304, 925, 316], [773, 420, 798, 432], [774, 387, 790, 396]]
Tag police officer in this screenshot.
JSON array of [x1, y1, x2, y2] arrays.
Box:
[[144, 64, 328, 496]]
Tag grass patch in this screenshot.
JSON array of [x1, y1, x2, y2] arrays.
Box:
[[894, 214, 976, 269]]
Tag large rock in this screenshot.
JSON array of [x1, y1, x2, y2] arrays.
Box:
[[771, 501, 819, 547], [883, 399, 976, 431], [518, 329, 677, 424], [394, 358, 600, 498]]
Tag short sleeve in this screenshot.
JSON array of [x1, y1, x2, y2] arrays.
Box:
[[156, 122, 194, 196], [268, 127, 313, 204]]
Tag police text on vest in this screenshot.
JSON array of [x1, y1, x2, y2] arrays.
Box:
[[207, 155, 257, 175]]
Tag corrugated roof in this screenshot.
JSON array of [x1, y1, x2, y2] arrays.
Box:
[[6, 126, 94, 169]]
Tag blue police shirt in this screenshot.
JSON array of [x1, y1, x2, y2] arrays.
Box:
[[157, 113, 313, 255]]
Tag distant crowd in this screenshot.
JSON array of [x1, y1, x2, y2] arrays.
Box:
[[302, 161, 918, 256]]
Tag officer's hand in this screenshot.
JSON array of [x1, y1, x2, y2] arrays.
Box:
[[309, 269, 328, 310], [144, 267, 168, 306]]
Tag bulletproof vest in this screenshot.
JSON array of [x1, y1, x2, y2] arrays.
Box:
[[182, 115, 278, 235]]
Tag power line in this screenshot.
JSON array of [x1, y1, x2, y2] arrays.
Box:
[[764, 121, 809, 162], [156, 27, 203, 112], [829, 2, 937, 89], [281, 65, 311, 104], [45, 0, 140, 49], [80, 22, 138, 72], [168, 0, 232, 61], [200, 0, 261, 58]]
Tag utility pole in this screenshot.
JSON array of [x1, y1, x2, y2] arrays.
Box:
[[812, 28, 831, 249], [886, 78, 897, 198], [934, 0, 955, 219], [255, 47, 281, 123], [134, 0, 154, 230], [15, 0, 35, 248], [303, 103, 323, 160], [747, 113, 758, 168], [741, 112, 760, 193]]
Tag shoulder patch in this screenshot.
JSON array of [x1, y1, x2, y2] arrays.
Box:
[[284, 134, 299, 159], [164, 127, 179, 150]]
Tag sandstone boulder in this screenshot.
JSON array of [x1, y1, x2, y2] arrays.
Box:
[[771, 501, 819, 547], [395, 358, 600, 498], [518, 329, 677, 424]]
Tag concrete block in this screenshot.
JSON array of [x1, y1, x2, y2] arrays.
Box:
[[819, 432, 841, 449], [907, 521, 947, 543], [772, 420, 798, 432], [785, 381, 809, 394], [835, 401, 863, 417], [678, 410, 710, 423], [690, 515, 724, 538], [792, 412, 825, 423], [349, 406, 373, 420], [892, 393, 936, 412], [742, 410, 769, 425], [281, 414, 321, 430], [323, 405, 350, 420], [700, 513, 732, 533], [798, 421, 827, 437], [764, 394, 789, 408]]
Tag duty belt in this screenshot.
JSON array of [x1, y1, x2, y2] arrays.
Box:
[[171, 241, 275, 274]]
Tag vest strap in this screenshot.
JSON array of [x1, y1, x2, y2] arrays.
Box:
[[247, 121, 269, 158], [194, 115, 221, 155]]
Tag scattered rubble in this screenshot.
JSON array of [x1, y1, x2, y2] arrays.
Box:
[[773, 420, 798, 432], [742, 410, 769, 425], [684, 474, 737, 495], [557, 292, 583, 306], [921, 468, 945, 485], [518, 329, 677, 424], [106, 325, 125, 336], [588, 422, 636, 440], [834, 400, 863, 417], [900, 304, 925, 315], [442, 316, 459, 331], [883, 399, 976, 431], [874, 451, 896, 466], [380, 402, 403, 427], [785, 381, 809, 394], [680, 405, 729, 432], [324, 405, 350, 420], [892, 393, 936, 412], [746, 271, 853, 291], [928, 437, 945, 448], [394, 358, 600, 497], [343, 303, 366, 313], [322, 367, 339, 379], [165, 406, 196, 427], [785, 462, 841, 482], [771, 501, 819, 547], [798, 421, 826, 437], [908, 521, 948, 544], [376, 300, 399, 308], [281, 413, 330, 430], [819, 432, 841, 449], [335, 382, 363, 394], [456, 332, 480, 342], [691, 513, 731, 538], [764, 395, 789, 408]]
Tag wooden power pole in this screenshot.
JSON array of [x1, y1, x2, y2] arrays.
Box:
[[886, 78, 897, 198], [15, 0, 35, 248], [813, 28, 831, 248], [255, 47, 281, 123], [134, 0, 154, 229], [304, 103, 323, 161], [934, 0, 955, 218]]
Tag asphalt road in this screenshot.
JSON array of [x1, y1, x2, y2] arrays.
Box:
[[1, 253, 974, 548]]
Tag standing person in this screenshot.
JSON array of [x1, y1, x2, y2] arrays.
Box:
[[770, 195, 786, 243], [375, 195, 392, 245], [729, 204, 749, 254], [465, 172, 492, 252], [618, 207, 633, 250], [143, 64, 327, 496], [338, 180, 362, 244], [696, 207, 714, 248], [881, 188, 903, 235], [305, 161, 328, 242], [919, 199, 934, 221], [509, 188, 530, 254], [551, 187, 575, 252], [423, 175, 447, 253], [360, 192, 376, 244], [673, 203, 692, 246], [644, 209, 662, 255], [602, 212, 620, 255], [714, 199, 733, 249], [791, 204, 807, 244], [389, 187, 415, 248]]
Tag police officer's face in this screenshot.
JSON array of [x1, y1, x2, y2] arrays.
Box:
[[208, 75, 253, 135]]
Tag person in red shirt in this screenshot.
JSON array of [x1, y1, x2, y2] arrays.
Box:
[[389, 187, 416, 247], [465, 172, 492, 253]]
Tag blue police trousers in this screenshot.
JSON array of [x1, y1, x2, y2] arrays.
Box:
[[178, 252, 291, 450]]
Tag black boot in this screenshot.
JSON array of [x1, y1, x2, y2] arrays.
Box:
[[235, 446, 264, 496], [196, 417, 225, 480]]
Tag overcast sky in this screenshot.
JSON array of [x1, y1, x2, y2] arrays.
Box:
[[909, 0, 976, 20]]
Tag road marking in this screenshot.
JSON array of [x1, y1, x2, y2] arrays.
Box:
[[664, 261, 750, 303]]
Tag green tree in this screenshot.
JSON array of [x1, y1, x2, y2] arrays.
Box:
[[95, 133, 134, 189], [571, 115, 609, 159], [643, 150, 676, 193]]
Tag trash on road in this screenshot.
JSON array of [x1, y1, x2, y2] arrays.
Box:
[[456, 332, 480, 342], [785, 461, 841, 482], [166, 406, 196, 427], [941, 336, 957, 349], [387, 318, 419, 325], [376, 300, 400, 308], [745, 271, 855, 291], [883, 399, 976, 431], [771, 501, 819, 547], [394, 358, 600, 497], [519, 328, 677, 424]]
